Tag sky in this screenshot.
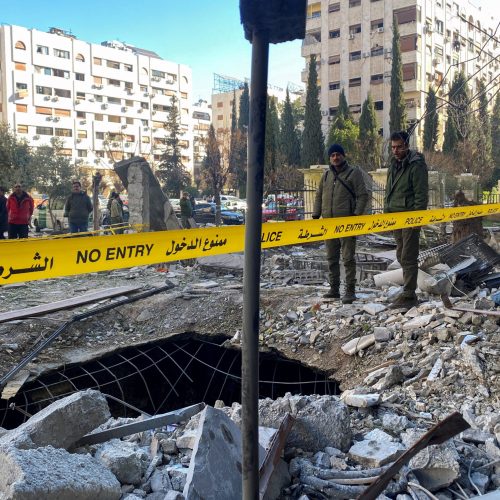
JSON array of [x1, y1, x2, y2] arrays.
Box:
[[0, 0, 304, 101], [0, 0, 495, 102]]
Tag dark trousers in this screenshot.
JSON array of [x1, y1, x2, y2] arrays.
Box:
[[394, 228, 420, 297], [8, 223, 29, 239], [325, 236, 356, 291]]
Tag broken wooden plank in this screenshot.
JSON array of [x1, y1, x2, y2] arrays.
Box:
[[358, 412, 469, 500], [1, 370, 30, 400], [0, 285, 143, 323], [74, 403, 205, 447]]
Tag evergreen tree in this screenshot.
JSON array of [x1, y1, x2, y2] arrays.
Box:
[[389, 19, 406, 135], [0, 124, 32, 188], [280, 89, 301, 167], [337, 89, 351, 121], [443, 71, 470, 154], [327, 115, 360, 161], [229, 91, 238, 174], [238, 83, 249, 131], [157, 94, 191, 197], [477, 79, 492, 156], [301, 54, 324, 167], [492, 93, 500, 167], [423, 87, 439, 152], [264, 96, 281, 190], [358, 94, 381, 169]]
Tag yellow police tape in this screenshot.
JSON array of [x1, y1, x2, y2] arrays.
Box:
[[0, 203, 498, 285]]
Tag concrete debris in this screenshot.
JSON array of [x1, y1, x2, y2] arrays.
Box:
[[348, 436, 405, 467], [342, 334, 376, 355], [341, 389, 381, 408]]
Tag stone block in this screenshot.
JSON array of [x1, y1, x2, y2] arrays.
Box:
[[363, 303, 387, 315], [373, 365, 404, 391], [342, 334, 375, 355], [348, 438, 405, 468], [150, 467, 173, 492], [341, 390, 381, 408], [402, 429, 460, 491], [0, 389, 110, 451], [373, 327, 392, 342], [382, 413, 412, 433], [95, 439, 149, 485], [175, 431, 197, 451], [167, 466, 188, 491], [0, 445, 121, 499], [403, 314, 434, 331]]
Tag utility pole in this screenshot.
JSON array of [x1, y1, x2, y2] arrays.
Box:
[[92, 171, 102, 231]]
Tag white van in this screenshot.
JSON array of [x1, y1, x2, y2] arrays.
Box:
[[32, 198, 67, 231]]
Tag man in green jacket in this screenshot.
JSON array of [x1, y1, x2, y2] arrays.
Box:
[[179, 191, 193, 229], [385, 131, 428, 310], [313, 144, 368, 304], [64, 180, 93, 234]]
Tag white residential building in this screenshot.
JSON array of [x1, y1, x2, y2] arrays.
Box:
[[191, 99, 212, 185], [303, 0, 500, 146], [0, 25, 194, 175]]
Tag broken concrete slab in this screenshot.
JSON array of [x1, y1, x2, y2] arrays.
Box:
[[348, 437, 405, 468], [341, 334, 376, 355], [373, 365, 404, 391], [0, 389, 110, 451], [183, 406, 263, 500], [403, 314, 434, 331], [402, 428, 461, 491], [373, 326, 392, 342], [0, 445, 121, 499], [363, 303, 387, 315], [341, 390, 381, 408], [95, 438, 149, 485]]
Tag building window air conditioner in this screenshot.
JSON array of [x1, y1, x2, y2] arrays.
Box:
[[52, 96, 59, 101], [144, 92, 150, 97], [33, 135, 40, 140], [111, 141, 119, 147], [89, 98, 95, 102], [122, 106, 128, 112], [44, 95, 51, 101], [127, 89, 134, 95], [121, 124, 127, 129], [102, 104, 108, 109], [53, 117, 60, 122], [81, 120, 86, 124], [76, 138, 82, 143], [151, 93, 156, 98], [74, 99, 81, 105], [138, 108, 143, 113], [152, 111, 156, 115], [377, 27, 384, 33], [348, 33, 355, 40]]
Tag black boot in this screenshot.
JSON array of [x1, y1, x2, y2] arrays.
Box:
[[323, 287, 340, 299], [342, 286, 356, 304]]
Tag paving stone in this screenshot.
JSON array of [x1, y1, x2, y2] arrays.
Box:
[[0, 445, 121, 499], [342, 334, 375, 355], [348, 438, 405, 467], [0, 389, 110, 451]]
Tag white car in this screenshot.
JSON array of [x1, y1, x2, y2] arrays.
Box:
[[220, 195, 247, 211]]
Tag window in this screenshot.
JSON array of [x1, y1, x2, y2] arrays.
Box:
[[371, 46, 383, 56], [349, 51, 361, 61], [109, 79, 120, 87], [15, 41, 26, 50], [108, 115, 121, 123], [36, 106, 52, 115], [140, 102, 149, 109], [95, 95, 103, 102], [108, 97, 121, 105], [17, 125, 28, 134], [77, 130, 87, 139], [374, 101, 383, 110], [435, 45, 444, 56], [96, 132, 105, 140], [15, 62, 26, 71], [55, 128, 72, 137], [435, 19, 444, 34], [402, 62, 417, 80], [125, 99, 134, 106], [371, 73, 383, 84], [126, 117, 134, 124], [124, 82, 133, 89], [141, 120, 148, 126], [151, 69, 165, 78], [95, 114, 104, 121], [180, 92, 188, 99], [16, 104, 28, 112], [349, 77, 361, 87], [153, 104, 170, 112], [95, 150, 105, 157], [93, 76, 103, 85], [329, 81, 340, 90], [35, 66, 52, 76], [59, 149, 72, 156], [142, 136, 150, 143], [401, 35, 418, 52], [140, 85, 147, 92], [329, 29, 341, 38], [217, 114, 223, 120], [393, 6, 417, 24], [349, 24, 361, 35], [371, 19, 384, 30], [307, 2, 321, 18], [77, 111, 86, 118], [329, 54, 341, 64], [329, 2, 340, 12], [36, 45, 48, 55], [107, 60, 120, 69], [349, 0, 361, 6], [75, 53, 85, 62], [75, 73, 85, 81], [54, 49, 70, 59], [54, 88, 71, 98], [36, 126, 53, 135], [124, 64, 133, 72], [53, 69, 70, 79], [16, 82, 28, 90], [77, 150, 87, 157], [54, 108, 71, 117], [93, 57, 102, 65], [217, 102, 223, 108]]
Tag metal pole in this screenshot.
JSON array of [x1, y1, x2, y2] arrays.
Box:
[[92, 172, 102, 231], [242, 29, 269, 500]]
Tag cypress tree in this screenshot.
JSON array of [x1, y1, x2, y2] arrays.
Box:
[[229, 91, 238, 174], [492, 93, 500, 167], [238, 83, 249, 131], [423, 87, 439, 151], [337, 88, 351, 120], [389, 19, 406, 134], [443, 71, 469, 154], [474, 79, 493, 177], [202, 125, 224, 224], [264, 96, 281, 190], [358, 94, 380, 169], [280, 89, 301, 167], [301, 54, 324, 167]]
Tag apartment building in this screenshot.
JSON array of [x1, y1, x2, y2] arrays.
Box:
[[1, 25, 194, 176], [192, 99, 212, 184], [302, 0, 500, 145]]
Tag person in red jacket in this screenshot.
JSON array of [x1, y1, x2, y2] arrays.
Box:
[[7, 183, 34, 239]]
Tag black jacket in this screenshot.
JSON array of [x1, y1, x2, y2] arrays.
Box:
[[0, 195, 7, 232], [64, 192, 93, 224]]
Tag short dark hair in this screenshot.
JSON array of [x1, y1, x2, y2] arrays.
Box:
[[390, 131, 409, 144], [72, 180, 81, 187]]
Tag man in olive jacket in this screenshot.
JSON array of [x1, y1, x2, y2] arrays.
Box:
[[385, 131, 428, 310], [313, 144, 368, 303], [64, 180, 93, 233]]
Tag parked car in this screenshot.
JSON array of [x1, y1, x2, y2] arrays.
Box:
[[262, 200, 298, 222], [220, 195, 247, 211], [32, 198, 67, 231], [193, 202, 244, 225]]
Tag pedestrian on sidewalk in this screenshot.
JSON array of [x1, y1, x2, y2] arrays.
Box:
[[6, 183, 34, 239], [385, 131, 428, 310], [180, 191, 193, 229], [64, 180, 93, 234], [0, 186, 7, 239], [109, 192, 124, 234], [312, 143, 368, 304]]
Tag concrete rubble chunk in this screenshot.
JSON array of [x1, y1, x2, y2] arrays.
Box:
[[382, 413, 413, 433], [0, 445, 121, 499], [402, 428, 460, 491], [259, 394, 352, 452], [403, 313, 434, 331], [167, 466, 188, 491], [363, 429, 397, 443], [373, 326, 392, 342], [341, 390, 381, 408], [363, 303, 387, 315], [348, 437, 405, 468], [373, 365, 404, 391], [342, 334, 375, 355], [150, 467, 173, 492], [0, 389, 110, 451], [95, 439, 149, 485]]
